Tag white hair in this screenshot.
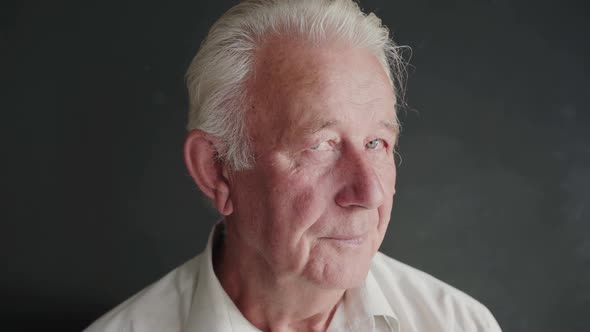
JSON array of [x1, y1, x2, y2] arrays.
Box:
[[186, 0, 407, 170]]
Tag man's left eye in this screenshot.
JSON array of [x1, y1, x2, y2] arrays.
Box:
[[366, 139, 384, 149]]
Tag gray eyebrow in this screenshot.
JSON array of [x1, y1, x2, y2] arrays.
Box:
[[299, 118, 398, 137], [301, 119, 340, 136], [380, 120, 400, 137]]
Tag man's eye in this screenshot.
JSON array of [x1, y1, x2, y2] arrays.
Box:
[[366, 139, 384, 149], [310, 142, 329, 151]]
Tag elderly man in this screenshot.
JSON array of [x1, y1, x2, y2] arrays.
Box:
[[85, 0, 501, 331]]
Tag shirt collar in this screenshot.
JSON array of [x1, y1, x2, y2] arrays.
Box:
[[184, 222, 260, 331], [364, 268, 400, 331], [185, 222, 399, 332], [328, 265, 399, 331]]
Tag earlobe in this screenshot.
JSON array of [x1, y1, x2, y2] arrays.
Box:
[[183, 130, 234, 216], [213, 165, 233, 215]]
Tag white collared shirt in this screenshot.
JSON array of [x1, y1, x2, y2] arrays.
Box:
[[85, 224, 501, 331]]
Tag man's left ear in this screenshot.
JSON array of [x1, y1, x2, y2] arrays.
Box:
[[183, 130, 234, 216]]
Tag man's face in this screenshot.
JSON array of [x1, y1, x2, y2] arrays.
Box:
[[226, 38, 397, 289]]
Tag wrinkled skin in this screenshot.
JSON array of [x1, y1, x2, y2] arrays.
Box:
[[224, 37, 398, 290]]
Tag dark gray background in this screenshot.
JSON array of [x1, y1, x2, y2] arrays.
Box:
[[3, 0, 589, 331]]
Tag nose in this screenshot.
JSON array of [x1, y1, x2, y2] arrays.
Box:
[[334, 152, 385, 210]]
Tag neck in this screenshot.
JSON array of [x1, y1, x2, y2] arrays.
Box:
[[213, 223, 345, 332]]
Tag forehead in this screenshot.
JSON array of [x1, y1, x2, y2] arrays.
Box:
[[252, 36, 392, 97], [246, 36, 396, 142]]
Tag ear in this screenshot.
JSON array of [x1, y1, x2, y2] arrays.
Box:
[[184, 130, 233, 216]]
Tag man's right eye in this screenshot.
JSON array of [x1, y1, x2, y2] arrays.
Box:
[[310, 141, 330, 151], [310, 142, 325, 151]]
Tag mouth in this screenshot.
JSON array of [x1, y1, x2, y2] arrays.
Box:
[[321, 233, 367, 246]]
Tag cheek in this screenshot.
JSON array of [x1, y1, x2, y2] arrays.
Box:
[[376, 162, 396, 230], [230, 172, 273, 240], [258, 171, 332, 271], [379, 160, 397, 193], [276, 169, 327, 224], [265, 165, 337, 244]]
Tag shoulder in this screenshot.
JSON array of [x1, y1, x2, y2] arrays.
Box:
[[83, 254, 203, 332], [370, 252, 502, 332]]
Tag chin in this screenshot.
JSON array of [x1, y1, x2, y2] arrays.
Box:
[[304, 246, 375, 289]]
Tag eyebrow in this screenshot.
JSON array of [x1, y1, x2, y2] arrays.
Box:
[[300, 119, 399, 137], [301, 119, 340, 136], [380, 120, 400, 137]]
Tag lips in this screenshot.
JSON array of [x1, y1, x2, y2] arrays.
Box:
[[321, 232, 368, 245]]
